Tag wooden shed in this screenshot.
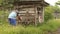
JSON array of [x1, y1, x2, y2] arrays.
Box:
[[13, 0, 49, 25]]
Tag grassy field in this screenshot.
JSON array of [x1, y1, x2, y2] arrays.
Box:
[[0, 11, 60, 34], [0, 19, 60, 34]]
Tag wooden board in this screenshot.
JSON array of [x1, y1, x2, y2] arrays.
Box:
[[17, 7, 36, 24]]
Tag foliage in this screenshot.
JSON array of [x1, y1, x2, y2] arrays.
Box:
[[53, 5, 60, 12], [44, 5, 60, 21], [0, 10, 9, 24], [0, 0, 20, 6], [56, 1, 60, 5], [0, 19, 60, 34], [44, 6, 54, 21]]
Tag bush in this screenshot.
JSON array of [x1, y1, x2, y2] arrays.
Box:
[[44, 6, 54, 21], [40, 19, 60, 32]]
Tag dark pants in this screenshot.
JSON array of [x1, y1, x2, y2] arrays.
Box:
[[8, 18, 16, 26]]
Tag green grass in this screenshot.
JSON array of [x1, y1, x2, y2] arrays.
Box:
[[0, 19, 60, 34]]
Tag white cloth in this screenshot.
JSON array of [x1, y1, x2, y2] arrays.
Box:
[[8, 10, 17, 19]]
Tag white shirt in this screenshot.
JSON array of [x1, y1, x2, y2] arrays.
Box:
[[8, 10, 17, 19]]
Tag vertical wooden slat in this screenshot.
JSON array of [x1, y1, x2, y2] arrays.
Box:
[[34, 6, 37, 25], [43, 6, 44, 22]]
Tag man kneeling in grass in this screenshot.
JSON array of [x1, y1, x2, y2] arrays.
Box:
[[8, 8, 18, 26]]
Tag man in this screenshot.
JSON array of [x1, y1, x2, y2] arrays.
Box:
[[8, 8, 18, 26]]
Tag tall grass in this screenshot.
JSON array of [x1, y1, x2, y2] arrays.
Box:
[[0, 19, 60, 34]]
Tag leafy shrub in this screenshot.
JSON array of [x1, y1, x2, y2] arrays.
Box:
[[44, 6, 54, 21]]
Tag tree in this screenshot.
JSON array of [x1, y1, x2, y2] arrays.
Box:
[[56, 1, 60, 5], [0, 0, 20, 9], [44, 1, 60, 21], [44, 6, 54, 21]]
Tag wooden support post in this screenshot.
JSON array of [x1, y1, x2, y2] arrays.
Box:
[[43, 7, 44, 22], [41, 6, 44, 22], [34, 6, 38, 26], [42, 0, 44, 22]]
